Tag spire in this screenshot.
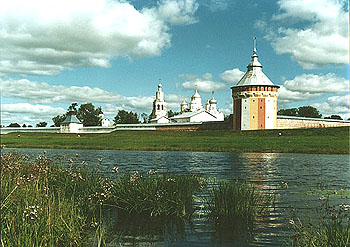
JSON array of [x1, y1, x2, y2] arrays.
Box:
[[234, 38, 276, 87], [253, 37, 257, 54], [210, 91, 217, 104], [247, 37, 262, 69], [158, 78, 162, 88]]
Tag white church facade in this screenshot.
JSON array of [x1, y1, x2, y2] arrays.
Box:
[[149, 82, 224, 124]]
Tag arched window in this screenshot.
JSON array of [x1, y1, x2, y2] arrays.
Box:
[[157, 105, 160, 110], [161, 105, 164, 110]]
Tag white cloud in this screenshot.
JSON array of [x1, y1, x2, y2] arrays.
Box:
[[181, 73, 226, 93], [155, 0, 199, 25], [2, 103, 65, 115], [0, 0, 199, 76], [266, 0, 349, 69], [312, 94, 350, 119], [219, 68, 245, 84], [0, 79, 121, 104], [1, 103, 65, 126], [278, 73, 348, 102], [203, 0, 230, 12], [284, 73, 349, 93], [278, 85, 322, 102]]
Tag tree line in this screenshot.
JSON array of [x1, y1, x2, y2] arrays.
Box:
[[3, 104, 347, 128], [277, 105, 344, 120]]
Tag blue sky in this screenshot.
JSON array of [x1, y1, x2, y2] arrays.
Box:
[[1, 0, 349, 126]]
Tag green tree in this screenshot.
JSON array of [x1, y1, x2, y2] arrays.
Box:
[[297, 106, 322, 118], [324, 115, 343, 120], [8, 123, 20, 127], [36, 122, 47, 127], [52, 114, 67, 127], [77, 103, 101, 126], [141, 113, 149, 123], [114, 110, 140, 124], [67, 103, 78, 114], [277, 108, 298, 116], [52, 103, 102, 127], [167, 110, 179, 118]]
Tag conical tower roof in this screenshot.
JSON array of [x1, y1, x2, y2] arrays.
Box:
[[62, 114, 81, 124], [235, 39, 276, 87]]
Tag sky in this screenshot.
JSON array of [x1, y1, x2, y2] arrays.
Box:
[[0, 0, 349, 126]]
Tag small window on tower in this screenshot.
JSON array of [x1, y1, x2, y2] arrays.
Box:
[[157, 105, 160, 110], [161, 105, 164, 110]]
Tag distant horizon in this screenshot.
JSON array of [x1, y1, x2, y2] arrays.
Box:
[[1, 0, 349, 126]]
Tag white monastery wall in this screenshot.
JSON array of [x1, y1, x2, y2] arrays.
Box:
[[276, 117, 350, 129]]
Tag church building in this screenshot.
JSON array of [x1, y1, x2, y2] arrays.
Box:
[[170, 89, 224, 123], [150, 82, 169, 123], [231, 39, 279, 130]]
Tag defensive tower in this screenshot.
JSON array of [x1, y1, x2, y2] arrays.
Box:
[[231, 38, 279, 130]]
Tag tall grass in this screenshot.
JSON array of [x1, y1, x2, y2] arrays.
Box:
[[207, 180, 274, 223], [289, 199, 350, 247], [1, 152, 102, 246], [0, 151, 206, 246]]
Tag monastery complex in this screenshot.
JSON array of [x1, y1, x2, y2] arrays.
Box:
[[149, 83, 224, 124], [1, 41, 349, 134], [149, 43, 279, 131]]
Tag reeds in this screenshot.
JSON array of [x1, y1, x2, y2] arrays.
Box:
[[207, 180, 274, 223], [1, 151, 275, 246], [0, 151, 206, 246], [289, 199, 350, 247]]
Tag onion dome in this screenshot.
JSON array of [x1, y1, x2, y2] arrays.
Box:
[[191, 89, 201, 99], [209, 91, 217, 104]]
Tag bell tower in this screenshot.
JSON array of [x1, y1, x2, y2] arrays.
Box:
[[151, 80, 167, 119]]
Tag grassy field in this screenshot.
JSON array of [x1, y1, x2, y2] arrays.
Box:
[[1, 127, 349, 154]]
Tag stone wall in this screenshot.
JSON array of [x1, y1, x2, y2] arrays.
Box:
[[0, 127, 60, 134], [276, 116, 350, 129]]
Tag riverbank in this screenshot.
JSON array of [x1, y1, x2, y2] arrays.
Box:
[[1, 127, 349, 154]]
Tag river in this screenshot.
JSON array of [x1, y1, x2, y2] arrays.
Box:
[[3, 148, 350, 246]]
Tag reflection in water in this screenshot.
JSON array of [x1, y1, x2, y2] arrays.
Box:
[[4, 148, 350, 246]]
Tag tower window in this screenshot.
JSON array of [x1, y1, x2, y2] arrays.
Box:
[[161, 105, 164, 110], [157, 105, 160, 110], [252, 116, 255, 119]]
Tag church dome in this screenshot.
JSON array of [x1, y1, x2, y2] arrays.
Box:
[[191, 89, 201, 99]]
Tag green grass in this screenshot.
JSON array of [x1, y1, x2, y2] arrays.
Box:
[[1, 126, 349, 154], [289, 202, 350, 247], [207, 180, 274, 223], [0, 151, 205, 246]]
